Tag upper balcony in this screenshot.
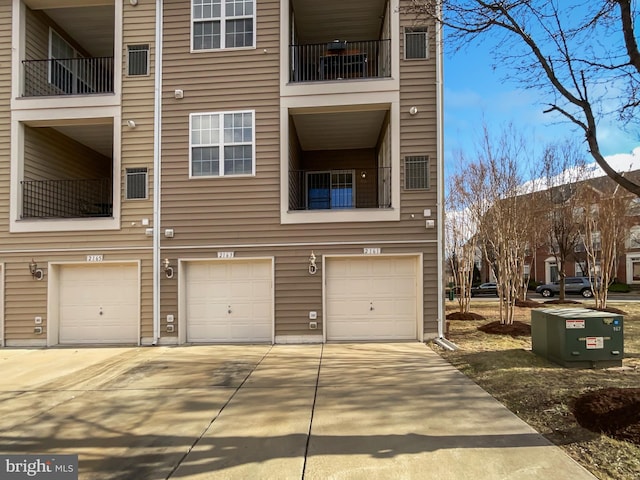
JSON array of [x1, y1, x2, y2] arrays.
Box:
[[19, 2, 115, 98], [288, 0, 391, 85], [14, 120, 116, 231]]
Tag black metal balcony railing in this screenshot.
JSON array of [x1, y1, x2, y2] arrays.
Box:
[[21, 178, 113, 219], [290, 39, 391, 83], [22, 57, 114, 97], [289, 167, 392, 211]]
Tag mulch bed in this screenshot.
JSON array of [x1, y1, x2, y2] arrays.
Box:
[[477, 320, 531, 336], [572, 388, 640, 445], [543, 299, 582, 305], [515, 298, 543, 308], [446, 312, 486, 321]]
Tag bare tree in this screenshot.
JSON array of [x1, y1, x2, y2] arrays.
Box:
[[404, 1, 640, 196], [457, 125, 534, 325], [538, 141, 588, 301], [446, 169, 480, 314], [578, 180, 634, 309]]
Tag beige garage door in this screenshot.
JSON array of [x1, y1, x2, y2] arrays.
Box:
[[326, 256, 418, 341], [59, 263, 139, 344], [185, 260, 272, 343]]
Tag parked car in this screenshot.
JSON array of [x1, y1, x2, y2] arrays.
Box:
[[535, 277, 594, 298], [470, 282, 498, 297]]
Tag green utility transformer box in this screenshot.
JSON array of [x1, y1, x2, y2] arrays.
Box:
[[531, 308, 623, 368]]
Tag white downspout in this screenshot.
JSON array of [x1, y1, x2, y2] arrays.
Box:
[[434, 1, 455, 350], [152, 0, 163, 345]]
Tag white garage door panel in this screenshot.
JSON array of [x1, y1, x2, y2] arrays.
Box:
[[326, 257, 418, 341], [59, 264, 138, 344], [186, 260, 272, 343]]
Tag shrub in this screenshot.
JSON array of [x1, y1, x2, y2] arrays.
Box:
[[608, 282, 631, 293]]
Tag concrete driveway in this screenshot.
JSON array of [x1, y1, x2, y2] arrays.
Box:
[[0, 343, 595, 479]]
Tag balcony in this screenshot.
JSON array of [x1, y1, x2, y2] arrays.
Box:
[[20, 2, 115, 98], [288, 0, 391, 85], [21, 178, 112, 219], [289, 167, 391, 210], [23, 57, 114, 97], [290, 39, 391, 83]]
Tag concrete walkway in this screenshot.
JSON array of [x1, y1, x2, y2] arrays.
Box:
[[0, 343, 595, 479]]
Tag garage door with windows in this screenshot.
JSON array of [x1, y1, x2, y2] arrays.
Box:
[[325, 256, 419, 341], [58, 263, 139, 344], [184, 259, 273, 343]]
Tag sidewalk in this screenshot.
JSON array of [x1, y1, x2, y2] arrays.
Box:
[[0, 343, 596, 479]]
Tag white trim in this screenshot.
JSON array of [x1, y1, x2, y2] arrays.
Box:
[[544, 256, 557, 284], [126, 44, 151, 77], [153, 0, 164, 346], [275, 335, 323, 344], [0, 263, 4, 347], [11, 0, 26, 99], [626, 253, 640, 284], [189, 110, 256, 178], [280, 0, 400, 95], [5, 339, 47, 347], [190, 0, 256, 52], [10, 107, 122, 233], [47, 260, 142, 347], [0, 239, 435, 256], [280, 96, 401, 224], [177, 256, 275, 345], [435, 4, 445, 341], [404, 26, 429, 60], [11, 1, 122, 109], [322, 253, 424, 343]]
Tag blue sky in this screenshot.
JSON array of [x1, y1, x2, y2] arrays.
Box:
[[443, 38, 640, 174]]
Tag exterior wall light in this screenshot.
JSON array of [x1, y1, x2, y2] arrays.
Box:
[[162, 258, 174, 279], [29, 259, 44, 280], [309, 251, 317, 275]]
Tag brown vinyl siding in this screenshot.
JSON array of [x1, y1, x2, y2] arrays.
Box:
[[121, 0, 156, 231], [161, 1, 437, 246], [24, 7, 49, 61], [24, 126, 111, 181], [399, 9, 439, 335], [0, 0, 12, 235], [160, 0, 438, 341], [1, 2, 157, 343]]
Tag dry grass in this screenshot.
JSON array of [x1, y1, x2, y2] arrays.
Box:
[[436, 300, 640, 480]]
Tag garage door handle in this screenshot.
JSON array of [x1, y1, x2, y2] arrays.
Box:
[[228, 306, 232, 314], [370, 302, 374, 311]]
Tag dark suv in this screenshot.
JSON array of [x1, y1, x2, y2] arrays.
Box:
[[535, 277, 594, 298]]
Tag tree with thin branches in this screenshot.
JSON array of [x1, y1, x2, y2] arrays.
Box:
[[454, 125, 534, 325], [404, 1, 640, 196]]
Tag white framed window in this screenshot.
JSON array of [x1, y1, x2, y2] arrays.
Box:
[[49, 29, 86, 94], [305, 170, 355, 210], [404, 26, 428, 59], [126, 168, 148, 199], [628, 225, 640, 249], [190, 111, 255, 177], [404, 156, 429, 190], [192, 0, 255, 51], [127, 45, 149, 76]]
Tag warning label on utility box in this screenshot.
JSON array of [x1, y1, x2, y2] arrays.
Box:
[[566, 319, 585, 329], [585, 337, 604, 349]]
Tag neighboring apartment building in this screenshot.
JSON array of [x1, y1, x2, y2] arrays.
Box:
[[473, 171, 640, 289], [0, 0, 444, 347], [529, 172, 640, 288]]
